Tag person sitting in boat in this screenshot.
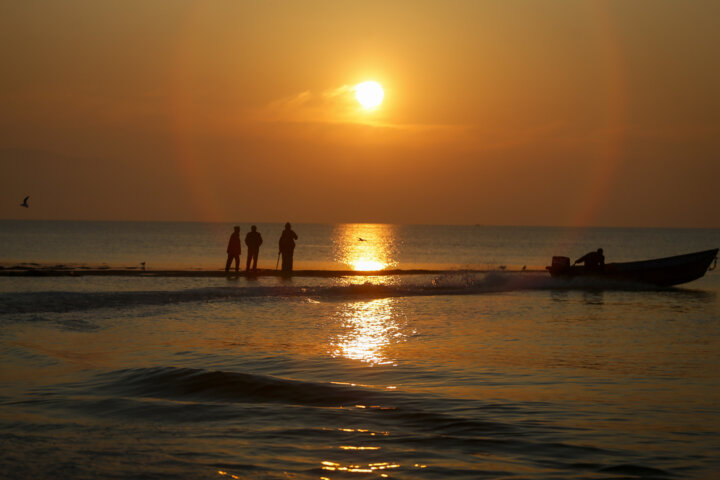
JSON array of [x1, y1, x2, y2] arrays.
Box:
[[574, 248, 605, 272]]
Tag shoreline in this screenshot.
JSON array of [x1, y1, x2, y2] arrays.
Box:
[[0, 264, 544, 278]]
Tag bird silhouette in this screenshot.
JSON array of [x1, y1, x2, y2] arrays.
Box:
[[358, 237, 366, 241], [20, 196, 29, 208]]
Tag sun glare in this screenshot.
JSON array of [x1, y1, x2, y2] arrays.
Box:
[[355, 81, 384, 109], [352, 259, 387, 271]]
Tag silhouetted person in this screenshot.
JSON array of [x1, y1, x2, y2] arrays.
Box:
[[245, 225, 263, 271], [225, 226, 241, 272], [574, 248, 605, 272], [278, 222, 298, 272]]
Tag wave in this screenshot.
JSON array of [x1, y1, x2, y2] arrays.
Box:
[[80, 366, 530, 439], [0, 272, 682, 315], [93, 366, 395, 407], [46, 365, 678, 479], [12, 364, 686, 479]]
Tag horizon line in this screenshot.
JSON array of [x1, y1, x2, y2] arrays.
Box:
[[1, 218, 718, 231]]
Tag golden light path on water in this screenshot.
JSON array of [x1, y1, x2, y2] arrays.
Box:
[[330, 298, 402, 366], [322, 225, 413, 473], [332, 224, 399, 272], [328, 225, 409, 365]]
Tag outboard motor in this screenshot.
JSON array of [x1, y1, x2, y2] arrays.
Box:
[[547, 256, 571, 276]]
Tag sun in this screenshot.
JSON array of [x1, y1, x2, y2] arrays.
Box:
[[355, 81, 384, 109]]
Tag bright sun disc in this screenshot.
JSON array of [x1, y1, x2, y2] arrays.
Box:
[[355, 81, 384, 109]]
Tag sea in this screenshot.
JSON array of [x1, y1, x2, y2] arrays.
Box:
[[1, 220, 719, 479]]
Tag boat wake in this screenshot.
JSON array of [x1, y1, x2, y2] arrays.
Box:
[[0, 272, 684, 316]]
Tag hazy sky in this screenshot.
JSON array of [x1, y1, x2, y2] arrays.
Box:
[[2, 0, 719, 227]]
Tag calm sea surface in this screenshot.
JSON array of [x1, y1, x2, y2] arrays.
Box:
[[1, 221, 719, 479]]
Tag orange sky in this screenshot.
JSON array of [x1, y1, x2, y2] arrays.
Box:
[[1, 1, 719, 227]]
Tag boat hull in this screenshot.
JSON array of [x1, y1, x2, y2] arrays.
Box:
[[546, 248, 718, 287]]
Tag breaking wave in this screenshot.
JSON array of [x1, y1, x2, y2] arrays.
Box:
[[0, 272, 676, 315]]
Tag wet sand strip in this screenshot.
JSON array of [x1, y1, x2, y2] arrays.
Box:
[[0, 267, 441, 278], [0, 266, 542, 278]]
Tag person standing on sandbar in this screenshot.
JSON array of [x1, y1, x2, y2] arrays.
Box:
[[245, 225, 263, 272], [225, 226, 241, 272], [278, 222, 298, 273]]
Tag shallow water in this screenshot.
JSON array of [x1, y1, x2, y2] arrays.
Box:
[[1, 222, 719, 478]]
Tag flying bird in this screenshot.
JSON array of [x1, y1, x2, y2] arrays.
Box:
[[20, 196, 29, 208], [358, 237, 366, 241]]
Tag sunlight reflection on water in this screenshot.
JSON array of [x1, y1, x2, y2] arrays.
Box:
[[330, 298, 402, 365], [332, 224, 399, 271], [321, 459, 401, 475]]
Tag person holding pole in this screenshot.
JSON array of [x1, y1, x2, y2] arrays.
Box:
[[278, 222, 298, 273]]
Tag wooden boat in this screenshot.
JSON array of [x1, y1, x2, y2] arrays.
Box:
[[546, 248, 718, 287]]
